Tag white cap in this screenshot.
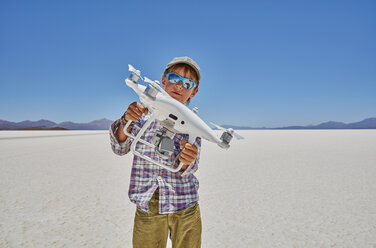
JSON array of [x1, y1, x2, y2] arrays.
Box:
[[165, 56, 201, 82]]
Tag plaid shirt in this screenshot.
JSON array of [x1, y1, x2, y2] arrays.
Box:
[[109, 114, 201, 214]]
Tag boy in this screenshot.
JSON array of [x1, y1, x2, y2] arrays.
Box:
[[109, 57, 202, 248]]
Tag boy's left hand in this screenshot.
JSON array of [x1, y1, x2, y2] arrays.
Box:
[[178, 140, 198, 171]]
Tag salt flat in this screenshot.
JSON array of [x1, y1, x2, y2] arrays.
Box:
[[0, 130, 375, 247]]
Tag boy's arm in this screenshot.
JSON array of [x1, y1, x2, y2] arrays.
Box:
[[109, 119, 133, 156], [110, 102, 148, 156], [114, 119, 132, 143]]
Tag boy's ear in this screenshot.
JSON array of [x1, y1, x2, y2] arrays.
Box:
[[190, 87, 199, 98], [161, 75, 167, 88]]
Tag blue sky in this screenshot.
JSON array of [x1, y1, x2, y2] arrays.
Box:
[[0, 0, 375, 127]]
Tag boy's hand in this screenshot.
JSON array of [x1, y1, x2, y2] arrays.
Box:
[[178, 140, 198, 171], [124, 102, 148, 122]]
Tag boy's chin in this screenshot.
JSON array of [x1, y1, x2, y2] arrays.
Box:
[[170, 95, 186, 104]]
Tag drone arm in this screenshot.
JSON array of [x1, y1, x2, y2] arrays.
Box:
[[125, 78, 147, 97], [153, 82, 170, 97], [143, 76, 169, 97]]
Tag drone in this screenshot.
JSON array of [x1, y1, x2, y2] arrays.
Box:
[[122, 64, 244, 172]]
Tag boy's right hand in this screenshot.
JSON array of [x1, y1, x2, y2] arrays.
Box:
[[124, 102, 149, 122]]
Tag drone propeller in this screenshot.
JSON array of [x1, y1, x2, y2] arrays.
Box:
[[128, 64, 135, 72], [128, 64, 141, 75], [210, 122, 244, 140], [144, 76, 158, 86], [209, 122, 224, 131], [127, 64, 143, 83]]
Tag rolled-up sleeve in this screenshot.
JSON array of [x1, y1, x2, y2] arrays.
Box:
[[109, 119, 133, 156], [178, 137, 201, 177]]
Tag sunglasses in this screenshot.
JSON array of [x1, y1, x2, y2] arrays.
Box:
[[166, 72, 197, 90]]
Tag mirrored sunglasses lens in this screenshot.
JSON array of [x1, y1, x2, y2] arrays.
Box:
[[167, 73, 180, 84], [182, 79, 195, 89]]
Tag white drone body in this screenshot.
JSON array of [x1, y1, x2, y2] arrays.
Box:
[[123, 64, 243, 173]]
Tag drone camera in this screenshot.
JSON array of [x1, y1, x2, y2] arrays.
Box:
[[151, 128, 175, 159], [157, 137, 174, 159]]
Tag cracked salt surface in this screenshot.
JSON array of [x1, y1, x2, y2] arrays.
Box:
[[0, 130, 375, 247]]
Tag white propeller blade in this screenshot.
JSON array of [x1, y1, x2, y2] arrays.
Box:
[[128, 64, 136, 72], [232, 130, 244, 140], [210, 122, 244, 140], [128, 64, 142, 79], [210, 122, 225, 130], [143, 76, 154, 84]]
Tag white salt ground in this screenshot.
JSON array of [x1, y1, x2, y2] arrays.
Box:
[[0, 130, 375, 247]]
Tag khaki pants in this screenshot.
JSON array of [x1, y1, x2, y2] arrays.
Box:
[[133, 189, 202, 248]]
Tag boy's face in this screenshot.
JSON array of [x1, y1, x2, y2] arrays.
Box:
[[162, 66, 198, 104]]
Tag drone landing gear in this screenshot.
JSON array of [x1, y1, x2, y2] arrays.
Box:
[[122, 112, 187, 173]]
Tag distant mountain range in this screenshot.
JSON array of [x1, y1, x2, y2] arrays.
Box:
[[0, 117, 375, 130], [0, 118, 114, 130], [221, 117, 376, 130]]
